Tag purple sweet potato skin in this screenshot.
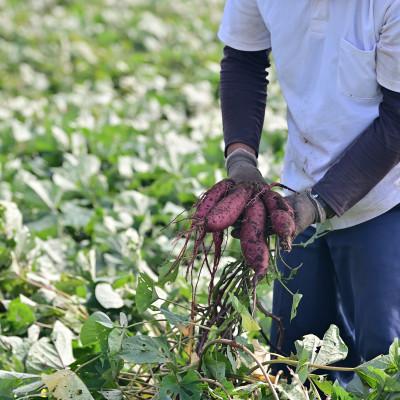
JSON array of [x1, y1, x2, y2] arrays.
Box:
[[240, 198, 269, 280], [193, 179, 234, 222], [262, 190, 294, 218], [270, 209, 296, 250], [205, 184, 253, 232], [212, 231, 224, 269]]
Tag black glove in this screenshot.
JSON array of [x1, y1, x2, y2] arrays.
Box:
[[225, 148, 265, 184], [285, 189, 335, 237]]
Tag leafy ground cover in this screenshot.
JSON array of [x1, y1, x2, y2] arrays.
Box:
[[0, 0, 399, 399]]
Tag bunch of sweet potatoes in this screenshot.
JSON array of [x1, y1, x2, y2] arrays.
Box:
[[179, 179, 295, 285]]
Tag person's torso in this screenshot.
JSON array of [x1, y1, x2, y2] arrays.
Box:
[[258, 0, 400, 229]]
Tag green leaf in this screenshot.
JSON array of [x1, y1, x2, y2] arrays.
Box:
[[80, 312, 113, 347], [119, 312, 128, 327], [60, 202, 93, 229], [294, 325, 348, 383], [160, 308, 189, 327], [357, 366, 388, 389], [42, 369, 94, 400], [314, 324, 348, 366], [294, 334, 320, 383], [356, 355, 392, 387], [384, 373, 400, 392], [357, 355, 392, 373], [226, 347, 238, 373], [309, 375, 334, 395], [202, 346, 234, 386], [52, 320, 75, 367], [99, 390, 123, 400], [6, 299, 36, 333], [158, 262, 179, 285], [346, 374, 370, 398], [0, 371, 41, 398], [290, 292, 303, 321], [26, 337, 64, 371], [389, 338, 400, 373], [0, 201, 23, 239], [0, 335, 30, 365], [203, 355, 226, 381], [135, 274, 157, 313], [331, 381, 353, 400], [159, 370, 202, 400], [234, 336, 255, 367], [120, 335, 170, 364], [95, 282, 124, 309], [0, 371, 40, 400], [12, 380, 44, 396], [0, 381, 19, 400], [0, 371, 39, 380], [296, 360, 310, 384], [241, 313, 260, 333], [229, 294, 260, 333], [0, 243, 12, 270], [108, 328, 124, 356], [19, 171, 55, 210], [277, 381, 308, 399]]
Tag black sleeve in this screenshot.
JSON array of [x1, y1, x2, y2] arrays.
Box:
[[220, 45, 271, 156], [313, 86, 400, 217]]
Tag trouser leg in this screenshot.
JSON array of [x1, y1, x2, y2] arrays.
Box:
[[327, 205, 400, 363], [270, 227, 339, 361]]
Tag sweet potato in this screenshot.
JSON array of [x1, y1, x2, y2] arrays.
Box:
[[205, 183, 253, 232], [270, 209, 296, 250], [212, 231, 224, 269], [193, 179, 234, 223], [240, 198, 269, 282], [172, 179, 233, 277], [262, 189, 294, 218], [262, 188, 295, 249]]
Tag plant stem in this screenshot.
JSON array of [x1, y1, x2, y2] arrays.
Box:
[[125, 317, 166, 329], [157, 296, 192, 311], [118, 376, 157, 388], [274, 370, 283, 386], [75, 354, 101, 373], [277, 278, 294, 296], [248, 358, 356, 374], [256, 299, 285, 352]]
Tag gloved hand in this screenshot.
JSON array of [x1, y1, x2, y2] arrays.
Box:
[[225, 148, 265, 184], [285, 189, 333, 237], [226, 148, 266, 238]]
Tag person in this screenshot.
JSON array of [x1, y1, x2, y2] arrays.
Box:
[[217, 0, 400, 382]]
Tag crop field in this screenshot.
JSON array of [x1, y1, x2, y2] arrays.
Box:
[[0, 0, 399, 399]]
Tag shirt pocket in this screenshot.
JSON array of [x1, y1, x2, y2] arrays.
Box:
[[337, 38, 380, 101]]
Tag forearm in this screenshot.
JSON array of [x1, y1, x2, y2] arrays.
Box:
[[220, 45, 270, 156], [313, 87, 400, 216]]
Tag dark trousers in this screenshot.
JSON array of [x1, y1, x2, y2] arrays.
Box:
[[270, 205, 400, 382]]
